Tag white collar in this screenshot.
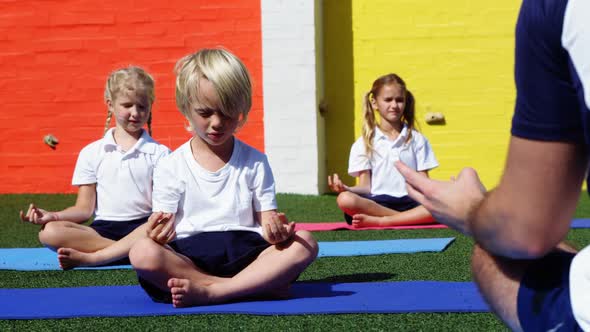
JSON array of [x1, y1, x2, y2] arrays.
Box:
[[103, 128, 157, 154], [374, 124, 409, 142]]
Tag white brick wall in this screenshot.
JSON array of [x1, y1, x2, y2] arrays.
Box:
[[261, 0, 325, 194]]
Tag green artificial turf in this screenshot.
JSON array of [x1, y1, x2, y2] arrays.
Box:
[[2, 193, 590, 331]]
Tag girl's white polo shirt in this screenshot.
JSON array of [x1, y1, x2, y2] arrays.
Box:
[[71, 128, 170, 221], [348, 126, 438, 197], [152, 138, 277, 239]]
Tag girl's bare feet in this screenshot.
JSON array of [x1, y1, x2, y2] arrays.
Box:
[[351, 214, 384, 228], [57, 247, 99, 270]]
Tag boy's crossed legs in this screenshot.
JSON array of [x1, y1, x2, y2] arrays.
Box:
[[130, 230, 318, 307]]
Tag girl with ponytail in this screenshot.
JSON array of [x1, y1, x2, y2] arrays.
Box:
[[328, 73, 438, 227]]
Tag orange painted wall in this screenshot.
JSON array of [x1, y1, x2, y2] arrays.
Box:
[[0, 0, 263, 193]]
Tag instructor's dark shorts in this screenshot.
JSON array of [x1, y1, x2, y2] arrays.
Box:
[[517, 251, 582, 331]]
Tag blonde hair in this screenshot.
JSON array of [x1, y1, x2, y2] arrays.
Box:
[[362, 73, 416, 158], [174, 48, 252, 129], [103, 66, 155, 135]]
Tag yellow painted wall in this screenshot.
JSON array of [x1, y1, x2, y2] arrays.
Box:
[[324, 1, 521, 189]]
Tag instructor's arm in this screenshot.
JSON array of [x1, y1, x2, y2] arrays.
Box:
[[397, 136, 588, 259]]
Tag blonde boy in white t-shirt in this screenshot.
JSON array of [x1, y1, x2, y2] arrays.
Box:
[[129, 48, 319, 307]]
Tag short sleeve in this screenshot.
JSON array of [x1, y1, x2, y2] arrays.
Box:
[[251, 155, 278, 212], [562, 0, 590, 199], [71, 145, 98, 186], [152, 156, 184, 213], [348, 138, 371, 177], [511, 0, 583, 142], [414, 135, 439, 171]]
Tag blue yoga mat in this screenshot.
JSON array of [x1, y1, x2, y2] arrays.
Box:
[[317, 238, 454, 257], [0, 281, 488, 319], [572, 218, 590, 228], [0, 238, 454, 271]]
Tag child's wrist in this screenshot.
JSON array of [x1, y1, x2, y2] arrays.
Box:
[[51, 212, 60, 221]]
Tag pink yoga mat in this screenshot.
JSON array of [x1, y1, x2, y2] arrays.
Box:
[[294, 222, 448, 231]]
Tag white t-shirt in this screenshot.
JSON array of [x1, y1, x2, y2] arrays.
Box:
[[570, 245, 590, 330], [152, 138, 277, 239], [348, 125, 438, 197], [557, 0, 590, 328], [72, 128, 170, 221]]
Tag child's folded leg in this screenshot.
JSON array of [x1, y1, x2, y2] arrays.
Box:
[[198, 230, 318, 306], [55, 218, 150, 269], [130, 236, 229, 306], [352, 205, 435, 228], [131, 231, 318, 307], [39, 221, 115, 252]]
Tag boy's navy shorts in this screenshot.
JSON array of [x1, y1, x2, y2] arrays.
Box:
[[138, 230, 271, 303], [89, 217, 148, 265], [517, 251, 582, 331], [344, 194, 419, 224]]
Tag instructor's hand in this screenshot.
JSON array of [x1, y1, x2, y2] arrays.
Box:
[[395, 161, 486, 236]]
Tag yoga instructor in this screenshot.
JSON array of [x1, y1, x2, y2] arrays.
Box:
[[396, 0, 590, 330]]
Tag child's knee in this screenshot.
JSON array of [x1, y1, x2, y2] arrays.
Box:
[[129, 238, 165, 270], [38, 222, 65, 247], [336, 191, 358, 210], [294, 230, 319, 261]]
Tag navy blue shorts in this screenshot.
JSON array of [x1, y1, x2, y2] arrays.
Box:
[[344, 194, 420, 224], [89, 217, 148, 241], [517, 251, 582, 331], [89, 217, 148, 265], [138, 231, 271, 303]]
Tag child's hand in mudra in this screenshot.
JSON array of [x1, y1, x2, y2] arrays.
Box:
[[328, 173, 350, 193], [262, 212, 295, 245], [19, 203, 58, 225], [146, 212, 176, 245]]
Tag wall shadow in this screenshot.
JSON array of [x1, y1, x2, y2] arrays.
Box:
[[306, 272, 395, 283], [323, 0, 356, 187]]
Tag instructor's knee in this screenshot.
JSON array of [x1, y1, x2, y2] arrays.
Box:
[[471, 244, 490, 282]]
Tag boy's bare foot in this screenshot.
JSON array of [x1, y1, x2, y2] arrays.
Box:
[[57, 247, 98, 270], [168, 278, 211, 308], [351, 214, 383, 228]]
